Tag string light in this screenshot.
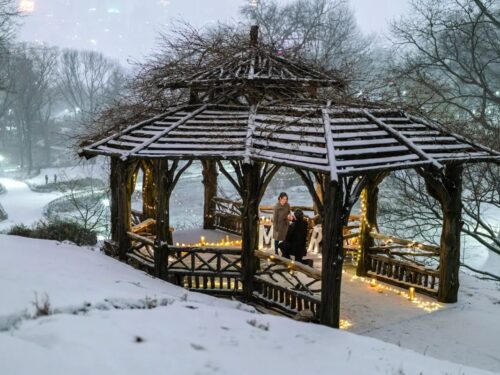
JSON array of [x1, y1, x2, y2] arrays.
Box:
[[350, 275, 442, 313], [340, 319, 352, 330]]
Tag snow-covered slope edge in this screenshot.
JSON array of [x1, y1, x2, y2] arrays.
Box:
[[0, 235, 492, 375]]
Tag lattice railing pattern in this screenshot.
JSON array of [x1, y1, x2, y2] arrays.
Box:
[[253, 251, 321, 319]]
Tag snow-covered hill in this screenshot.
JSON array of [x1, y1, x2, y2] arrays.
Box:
[[0, 235, 498, 374]]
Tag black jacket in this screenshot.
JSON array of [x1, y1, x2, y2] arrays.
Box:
[[284, 219, 308, 257]]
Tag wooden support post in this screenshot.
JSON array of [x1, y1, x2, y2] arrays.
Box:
[[154, 159, 169, 280], [202, 160, 218, 229], [110, 157, 137, 260], [110, 158, 120, 245], [357, 173, 386, 276], [320, 179, 346, 328], [420, 163, 463, 303], [240, 162, 262, 301], [142, 160, 157, 220], [313, 177, 324, 219], [439, 164, 463, 302]]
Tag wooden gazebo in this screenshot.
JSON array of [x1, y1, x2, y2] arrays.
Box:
[[80, 27, 500, 328]]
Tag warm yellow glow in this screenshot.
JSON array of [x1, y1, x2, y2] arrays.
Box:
[[408, 287, 416, 301], [370, 278, 377, 287], [176, 237, 242, 248], [350, 275, 442, 313], [340, 319, 352, 330], [19, 0, 35, 12]]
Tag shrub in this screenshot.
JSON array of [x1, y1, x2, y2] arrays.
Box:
[[8, 220, 97, 246], [29, 178, 105, 193], [8, 223, 32, 237]]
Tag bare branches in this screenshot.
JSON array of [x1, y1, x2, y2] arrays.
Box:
[[242, 0, 373, 90], [388, 0, 500, 150]]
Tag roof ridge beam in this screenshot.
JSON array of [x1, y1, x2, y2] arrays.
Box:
[[120, 104, 208, 161], [244, 105, 257, 164], [322, 101, 339, 182], [362, 109, 443, 170]]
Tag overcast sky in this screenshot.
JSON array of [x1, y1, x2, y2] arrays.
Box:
[[17, 0, 410, 65]]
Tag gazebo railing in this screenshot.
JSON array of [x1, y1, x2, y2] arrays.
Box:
[[253, 250, 321, 319], [365, 233, 440, 297], [212, 197, 243, 234], [131, 209, 145, 226], [168, 245, 243, 295], [125, 230, 243, 295]]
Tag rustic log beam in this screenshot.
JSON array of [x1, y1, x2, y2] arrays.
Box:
[[357, 172, 387, 276], [240, 162, 262, 301], [110, 157, 138, 260], [154, 159, 169, 280], [319, 179, 346, 328], [202, 160, 218, 229], [418, 163, 463, 303], [369, 232, 440, 253], [254, 250, 321, 279], [141, 160, 157, 219]]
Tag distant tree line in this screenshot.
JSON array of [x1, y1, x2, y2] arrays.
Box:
[[0, 0, 125, 171]]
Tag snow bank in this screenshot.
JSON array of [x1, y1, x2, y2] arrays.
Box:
[[0, 235, 494, 374]]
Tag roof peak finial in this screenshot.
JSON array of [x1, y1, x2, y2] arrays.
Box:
[[250, 25, 259, 47]]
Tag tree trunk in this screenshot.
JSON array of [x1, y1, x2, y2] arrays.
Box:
[[240, 163, 261, 301], [320, 179, 346, 328], [202, 160, 218, 229], [438, 163, 463, 302]]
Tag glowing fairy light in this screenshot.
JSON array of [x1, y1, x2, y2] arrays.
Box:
[[340, 319, 352, 330], [350, 275, 443, 313], [19, 0, 35, 13]]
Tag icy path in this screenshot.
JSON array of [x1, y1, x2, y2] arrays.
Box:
[[0, 235, 494, 375], [0, 178, 62, 231]]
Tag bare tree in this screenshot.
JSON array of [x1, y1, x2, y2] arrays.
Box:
[[0, 0, 18, 56], [58, 49, 124, 123], [241, 0, 374, 91], [8, 44, 58, 171], [388, 0, 499, 149]]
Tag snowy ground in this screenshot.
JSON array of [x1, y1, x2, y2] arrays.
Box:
[[1, 164, 499, 373], [0, 178, 62, 231], [1, 234, 497, 375]]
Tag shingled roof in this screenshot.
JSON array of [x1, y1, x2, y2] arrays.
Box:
[[80, 25, 500, 179], [79, 102, 500, 180], [161, 48, 342, 89]]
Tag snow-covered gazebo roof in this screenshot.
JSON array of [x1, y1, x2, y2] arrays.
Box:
[[79, 102, 500, 179]]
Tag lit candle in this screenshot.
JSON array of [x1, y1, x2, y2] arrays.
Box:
[[408, 287, 416, 301], [200, 236, 206, 246], [370, 278, 377, 287]]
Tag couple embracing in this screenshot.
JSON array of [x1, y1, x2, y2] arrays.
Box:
[[272, 192, 308, 264]]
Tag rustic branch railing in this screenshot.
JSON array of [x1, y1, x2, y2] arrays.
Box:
[[366, 232, 440, 297], [131, 209, 145, 226], [168, 246, 243, 295], [253, 250, 321, 319], [213, 197, 243, 235], [125, 229, 243, 295]]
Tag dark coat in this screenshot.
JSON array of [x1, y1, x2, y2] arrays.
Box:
[[284, 219, 308, 258], [273, 202, 290, 241]]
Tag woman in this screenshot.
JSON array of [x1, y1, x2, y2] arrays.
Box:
[[272, 192, 291, 255], [283, 209, 308, 263]]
